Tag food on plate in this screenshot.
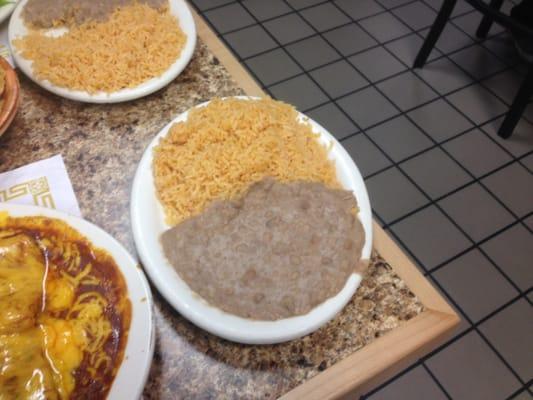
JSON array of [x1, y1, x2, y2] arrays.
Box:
[[22, 0, 167, 28], [161, 179, 366, 320], [0, 66, 5, 109], [14, 1, 186, 93], [153, 97, 368, 322], [153, 97, 339, 225], [0, 213, 131, 399], [0, 66, 5, 95]]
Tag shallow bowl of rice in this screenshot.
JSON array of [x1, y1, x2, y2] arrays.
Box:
[[8, 0, 196, 103], [131, 97, 373, 344]]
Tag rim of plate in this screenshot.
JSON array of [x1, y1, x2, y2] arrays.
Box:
[[0, 2, 16, 25], [8, 0, 196, 103], [130, 96, 373, 345], [0, 203, 155, 399]]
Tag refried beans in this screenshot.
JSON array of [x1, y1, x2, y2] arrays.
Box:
[[22, 0, 167, 28], [161, 179, 366, 320]]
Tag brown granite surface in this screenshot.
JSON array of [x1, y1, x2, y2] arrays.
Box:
[[0, 38, 424, 399]]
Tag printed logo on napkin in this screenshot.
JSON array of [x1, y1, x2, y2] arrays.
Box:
[[0, 155, 82, 216]]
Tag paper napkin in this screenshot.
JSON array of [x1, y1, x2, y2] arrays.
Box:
[[0, 155, 82, 216]]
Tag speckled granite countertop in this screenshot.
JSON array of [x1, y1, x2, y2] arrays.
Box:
[[0, 39, 423, 399]]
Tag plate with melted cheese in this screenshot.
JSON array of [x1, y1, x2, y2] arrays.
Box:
[[0, 204, 154, 399]]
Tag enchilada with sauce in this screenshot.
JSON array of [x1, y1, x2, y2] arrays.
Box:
[[0, 213, 131, 399]]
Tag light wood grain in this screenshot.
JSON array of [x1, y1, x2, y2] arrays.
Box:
[[280, 310, 459, 400], [193, 6, 460, 399]]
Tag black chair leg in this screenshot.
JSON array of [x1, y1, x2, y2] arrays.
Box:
[[476, 0, 504, 39], [498, 67, 533, 139], [413, 0, 457, 68]]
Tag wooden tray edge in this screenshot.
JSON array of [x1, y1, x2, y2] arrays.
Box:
[[280, 310, 460, 400]]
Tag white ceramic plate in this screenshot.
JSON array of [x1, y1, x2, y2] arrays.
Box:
[[0, 2, 16, 25], [131, 97, 373, 345], [0, 203, 155, 399], [8, 0, 196, 103]]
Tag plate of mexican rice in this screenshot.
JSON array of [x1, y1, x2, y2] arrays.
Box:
[[130, 97, 373, 344], [8, 0, 196, 103]]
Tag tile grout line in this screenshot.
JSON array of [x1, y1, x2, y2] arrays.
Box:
[[257, 34, 514, 101], [294, 32, 519, 118], [421, 362, 453, 400], [380, 153, 533, 229], [379, 207, 532, 295], [505, 387, 532, 400], [226, 1, 509, 70], [186, 2, 277, 88], [241, 21, 414, 62], [361, 360, 424, 399], [401, 108, 533, 236], [336, 0, 532, 166], [360, 124, 478, 180], [426, 214, 532, 275], [421, 289, 532, 361], [207, 0, 421, 39], [424, 212, 532, 275], [422, 276, 528, 386], [240, 16, 494, 68], [318, 3, 533, 294], [408, 22, 533, 174], [346, 3, 533, 235], [256, 18, 513, 89], [403, 35, 533, 233]]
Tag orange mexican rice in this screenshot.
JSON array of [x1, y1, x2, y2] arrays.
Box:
[[153, 97, 339, 226], [14, 3, 186, 93]]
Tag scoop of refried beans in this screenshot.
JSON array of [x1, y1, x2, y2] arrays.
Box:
[[161, 179, 366, 320], [22, 0, 167, 29]]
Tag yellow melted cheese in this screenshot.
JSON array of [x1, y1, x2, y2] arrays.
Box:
[[40, 318, 85, 398], [0, 329, 59, 400], [0, 214, 125, 400], [0, 231, 44, 335]]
